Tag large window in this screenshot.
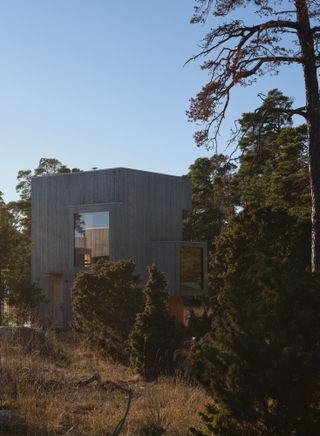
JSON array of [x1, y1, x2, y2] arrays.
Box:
[[74, 211, 109, 267], [180, 246, 204, 292]]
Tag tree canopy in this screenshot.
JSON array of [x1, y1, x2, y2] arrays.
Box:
[[184, 154, 236, 251], [190, 207, 320, 435], [0, 158, 81, 325], [185, 89, 310, 253], [185, 88, 320, 433], [11, 158, 81, 234], [188, 0, 320, 270], [234, 89, 309, 218], [128, 264, 182, 379], [72, 260, 142, 361]]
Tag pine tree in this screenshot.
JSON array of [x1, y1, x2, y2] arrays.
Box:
[[0, 199, 14, 324], [3, 241, 42, 325], [0, 159, 81, 325], [189, 207, 320, 435], [186, 305, 212, 341], [234, 90, 309, 218], [188, 0, 320, 271], [128, 264, 182, 380], [183, 154, 236, 251], [0, 197, 42, 325], [10, 158, 81, 234], [267, 126, 309, 218], [72, 260, 142, 361]]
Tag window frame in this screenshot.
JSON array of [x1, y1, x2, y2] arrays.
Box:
[[73, 210, 110, 268], [179, 245, 204, 293], [176, 241, 207, 296], [68, 202, 122, 272]]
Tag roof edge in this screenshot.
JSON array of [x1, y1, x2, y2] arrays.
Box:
[[31, 166, 189, 181]]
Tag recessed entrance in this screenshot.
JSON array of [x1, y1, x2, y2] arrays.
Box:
[[48, 274, 64, 327]]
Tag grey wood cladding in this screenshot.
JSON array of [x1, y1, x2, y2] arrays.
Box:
[[31, 167, 205, 326]]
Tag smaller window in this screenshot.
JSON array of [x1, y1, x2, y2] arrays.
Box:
[[180, 246, 204, 293], [182, 210, 191, 241], [74, 211, 109, 267]]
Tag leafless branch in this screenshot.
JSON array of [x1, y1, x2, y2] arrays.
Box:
[[75, 372, 133, 436], [186, 12, 310, 148], [272, 11, 296, 15]]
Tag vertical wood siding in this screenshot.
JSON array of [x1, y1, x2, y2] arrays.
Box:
[[31, 168, 195, 325]]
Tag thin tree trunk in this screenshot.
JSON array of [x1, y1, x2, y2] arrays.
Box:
[[295, 0, 320, 271]]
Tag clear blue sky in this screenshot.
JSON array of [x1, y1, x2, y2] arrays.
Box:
[[0, 0, 305, 201]]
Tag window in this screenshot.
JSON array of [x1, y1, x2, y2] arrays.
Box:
[[180, 246, 204, 292], [74, 211, 109, 267]]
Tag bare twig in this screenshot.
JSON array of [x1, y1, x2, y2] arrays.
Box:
[[112, 389, 133, 436], [75, 372, 133, 436], [75, 372, 98, 386], [63, 425, 76, 435]]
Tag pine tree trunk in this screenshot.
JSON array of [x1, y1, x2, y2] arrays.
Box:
[[295, 0, 320, 271]]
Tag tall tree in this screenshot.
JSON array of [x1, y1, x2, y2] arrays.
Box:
[[10, 158, 80, 233], [188, 0, 320, 270], [0, 197, 16, 324], [0, 194, 15, 270], [128, 264, 181, 379], [72, 260, 142, 362], [267, 126, 309, 217], [189, 207, 320, 435], [0, 195, 42, 324], [0, 159, 80, 324], [234, 89, 309, 218]]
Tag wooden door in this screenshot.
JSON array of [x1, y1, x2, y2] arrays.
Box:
[[168, 296, 185, 324], [48, 275, 64, 328]]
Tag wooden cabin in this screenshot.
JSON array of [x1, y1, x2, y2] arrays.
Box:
[[31, 167, 207, 327]]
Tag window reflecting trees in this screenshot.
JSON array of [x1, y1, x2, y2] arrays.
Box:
[[180, 246, 204, 292], [74, 211, 109, 267]]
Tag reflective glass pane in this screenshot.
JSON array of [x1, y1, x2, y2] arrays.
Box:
[[74, 211, 109, 267], [180, 246, 203, 292]]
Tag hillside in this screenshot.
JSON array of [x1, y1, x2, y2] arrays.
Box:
[[0, 332, 208, 435]]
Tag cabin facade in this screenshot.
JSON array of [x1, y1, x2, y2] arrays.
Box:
[[31, 167, 207, 327]]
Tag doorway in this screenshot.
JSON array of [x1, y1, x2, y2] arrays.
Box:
[[48, 274, 64, 327]]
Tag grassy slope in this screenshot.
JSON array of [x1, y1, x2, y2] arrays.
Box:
[[0, 333, 209, 435]]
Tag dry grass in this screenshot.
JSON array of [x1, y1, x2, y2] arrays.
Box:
[[0, 332, 209, 435]]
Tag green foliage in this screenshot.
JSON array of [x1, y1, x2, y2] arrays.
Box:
[[0, 201, 42, 325], [16, 158, 80, 202], [138, 422, 166, 436], [267, 126, 309, 217], [0, 203, 15, 324], [128, 264, 182, 379], [11, 157, 81, 234], [72, 259, 142, 361], [3, 243, 43, 325], [189, 207, 320, 435], [186, 306, 212, 341], [184, 154, 236, 251], [0, 204, 16, 270], [0, 158, 81, 325], [186, 90, 317, 434], [239, 89, 293, 139], [234, 89, 309, 218], [137, 407, 168, 436]]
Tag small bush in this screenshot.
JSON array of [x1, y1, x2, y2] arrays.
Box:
[[72, 259, 142, 362], [186, 307, 212, 341], [1, 265, 43, 326], [129, 264, 182, 380], [138, 422, 166, 436]]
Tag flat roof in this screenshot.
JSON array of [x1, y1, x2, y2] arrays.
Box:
[[31, 166, 188, 181]]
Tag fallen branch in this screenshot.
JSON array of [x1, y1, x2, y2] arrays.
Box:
[[75, 372, 98, 387], [75, 372, 132, 436]]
